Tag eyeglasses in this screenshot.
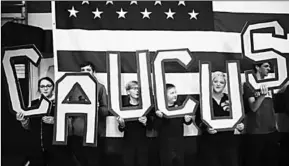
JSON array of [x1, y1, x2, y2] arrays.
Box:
[[40, 84, 53, 89]]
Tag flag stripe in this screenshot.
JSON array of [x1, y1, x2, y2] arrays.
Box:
[[57, 72, 251, 96], [212, 1, 289, 14], [214, 12, 289, 32], [57, 51, 282, 73], [53, 30, 289, 53]]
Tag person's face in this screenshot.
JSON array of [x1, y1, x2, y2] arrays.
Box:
[[81, 65, 94, 76], [166, 87, 177, 104], [257, 63, 271, 77], [127, 84, 139, 99], [39, 79, 53, 98], [212, 76, 226, 93]]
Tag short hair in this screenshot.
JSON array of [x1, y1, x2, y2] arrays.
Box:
[[38, 77, 55, 90], [166, 83, 175, 91], [125, 81, 138, 91], [253, 62, 272, 73], [80, 61, 96, 72], [212, 71, 226, 84]]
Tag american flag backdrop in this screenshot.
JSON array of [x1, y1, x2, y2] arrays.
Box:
[[51, 1, 289, 96], [3, 1, 288, 98], [3, 2, 289, 163]]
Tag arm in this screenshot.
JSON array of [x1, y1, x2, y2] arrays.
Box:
[[98, 85, 109, 117], [21, 118, 30, 130], [16, 112, 30, 130], [248, 95, 266, 112], [244, 83, 266, 112], [146, 109, 156, 130], [116, 116, 126, 132]]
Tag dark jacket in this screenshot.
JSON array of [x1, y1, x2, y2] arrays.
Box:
[[118, 99, 154, 144], [200, 93, 236, 145], [155, 103, 193, 140], [29, 99, 55, 151], [72, 81, 109, 137]]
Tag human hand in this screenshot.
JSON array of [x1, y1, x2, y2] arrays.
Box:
[[260, 85, 268, 96], [116, 116, 125, 128], [138, 116, 147, 125], [156, 110, 164, 118], [236, 123, 244, 131], [208, 128, 217, 134], [16, 112, 26, 122], [42, 116, 55, 124]]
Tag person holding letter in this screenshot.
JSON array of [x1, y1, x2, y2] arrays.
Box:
[[155, 83, 194, 166], [243, 62, 280, 166], [199, 71, 244, 166], [68, 62, 109, 166], [16, 77, 73, 166], [117, 81, 154, 166]]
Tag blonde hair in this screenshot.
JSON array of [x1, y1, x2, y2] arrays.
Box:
[[212, 71, 226, 82], [125, 80, 138, 91]]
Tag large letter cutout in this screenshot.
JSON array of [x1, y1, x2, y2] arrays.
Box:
[[153, 49, 198, 118], [107, 51, 153, 120], [2, 45, 51, 116], [200, 61, 244, 131], [54, 73, 98, 147], [241, 21, 288, 90]]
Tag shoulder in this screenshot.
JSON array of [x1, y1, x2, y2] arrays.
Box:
[[31, 99, 40, 106]]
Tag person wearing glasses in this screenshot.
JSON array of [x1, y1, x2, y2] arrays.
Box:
[[117, 80, 154, 166], [16, 77, 73, 166], [243, 62, 280, 166]]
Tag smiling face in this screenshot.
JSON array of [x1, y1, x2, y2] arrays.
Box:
[[212, 76, 226, 94], [166, 87, 177, 105], [39, 79, 54, 98]]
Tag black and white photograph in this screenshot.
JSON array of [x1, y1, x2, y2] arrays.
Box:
[[1, 1, 289, 166]]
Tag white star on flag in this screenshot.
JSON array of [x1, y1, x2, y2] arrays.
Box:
[[130, 1, 138, 5], [106, 1, 113, 5], [178, 1, 185, 6], [92, 8, 103, 19], [140, 8, 152, 19], [188, 10, 199, 20], [165, 8, 175, 19], [68, 6, 79, 18], [154, 1, 162, 6], [82, 1, 89, 5], [116, 8, 128, 19]]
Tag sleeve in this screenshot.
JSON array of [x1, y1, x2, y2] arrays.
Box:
[[98, 85, 109, 117], [199, 122, 209, 134], [243, 83, 254, 114], [154, 114, 163, 132], [243, 83, 254, 99], [284, 86, 289, 116], [146, 108, 156, 130]]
